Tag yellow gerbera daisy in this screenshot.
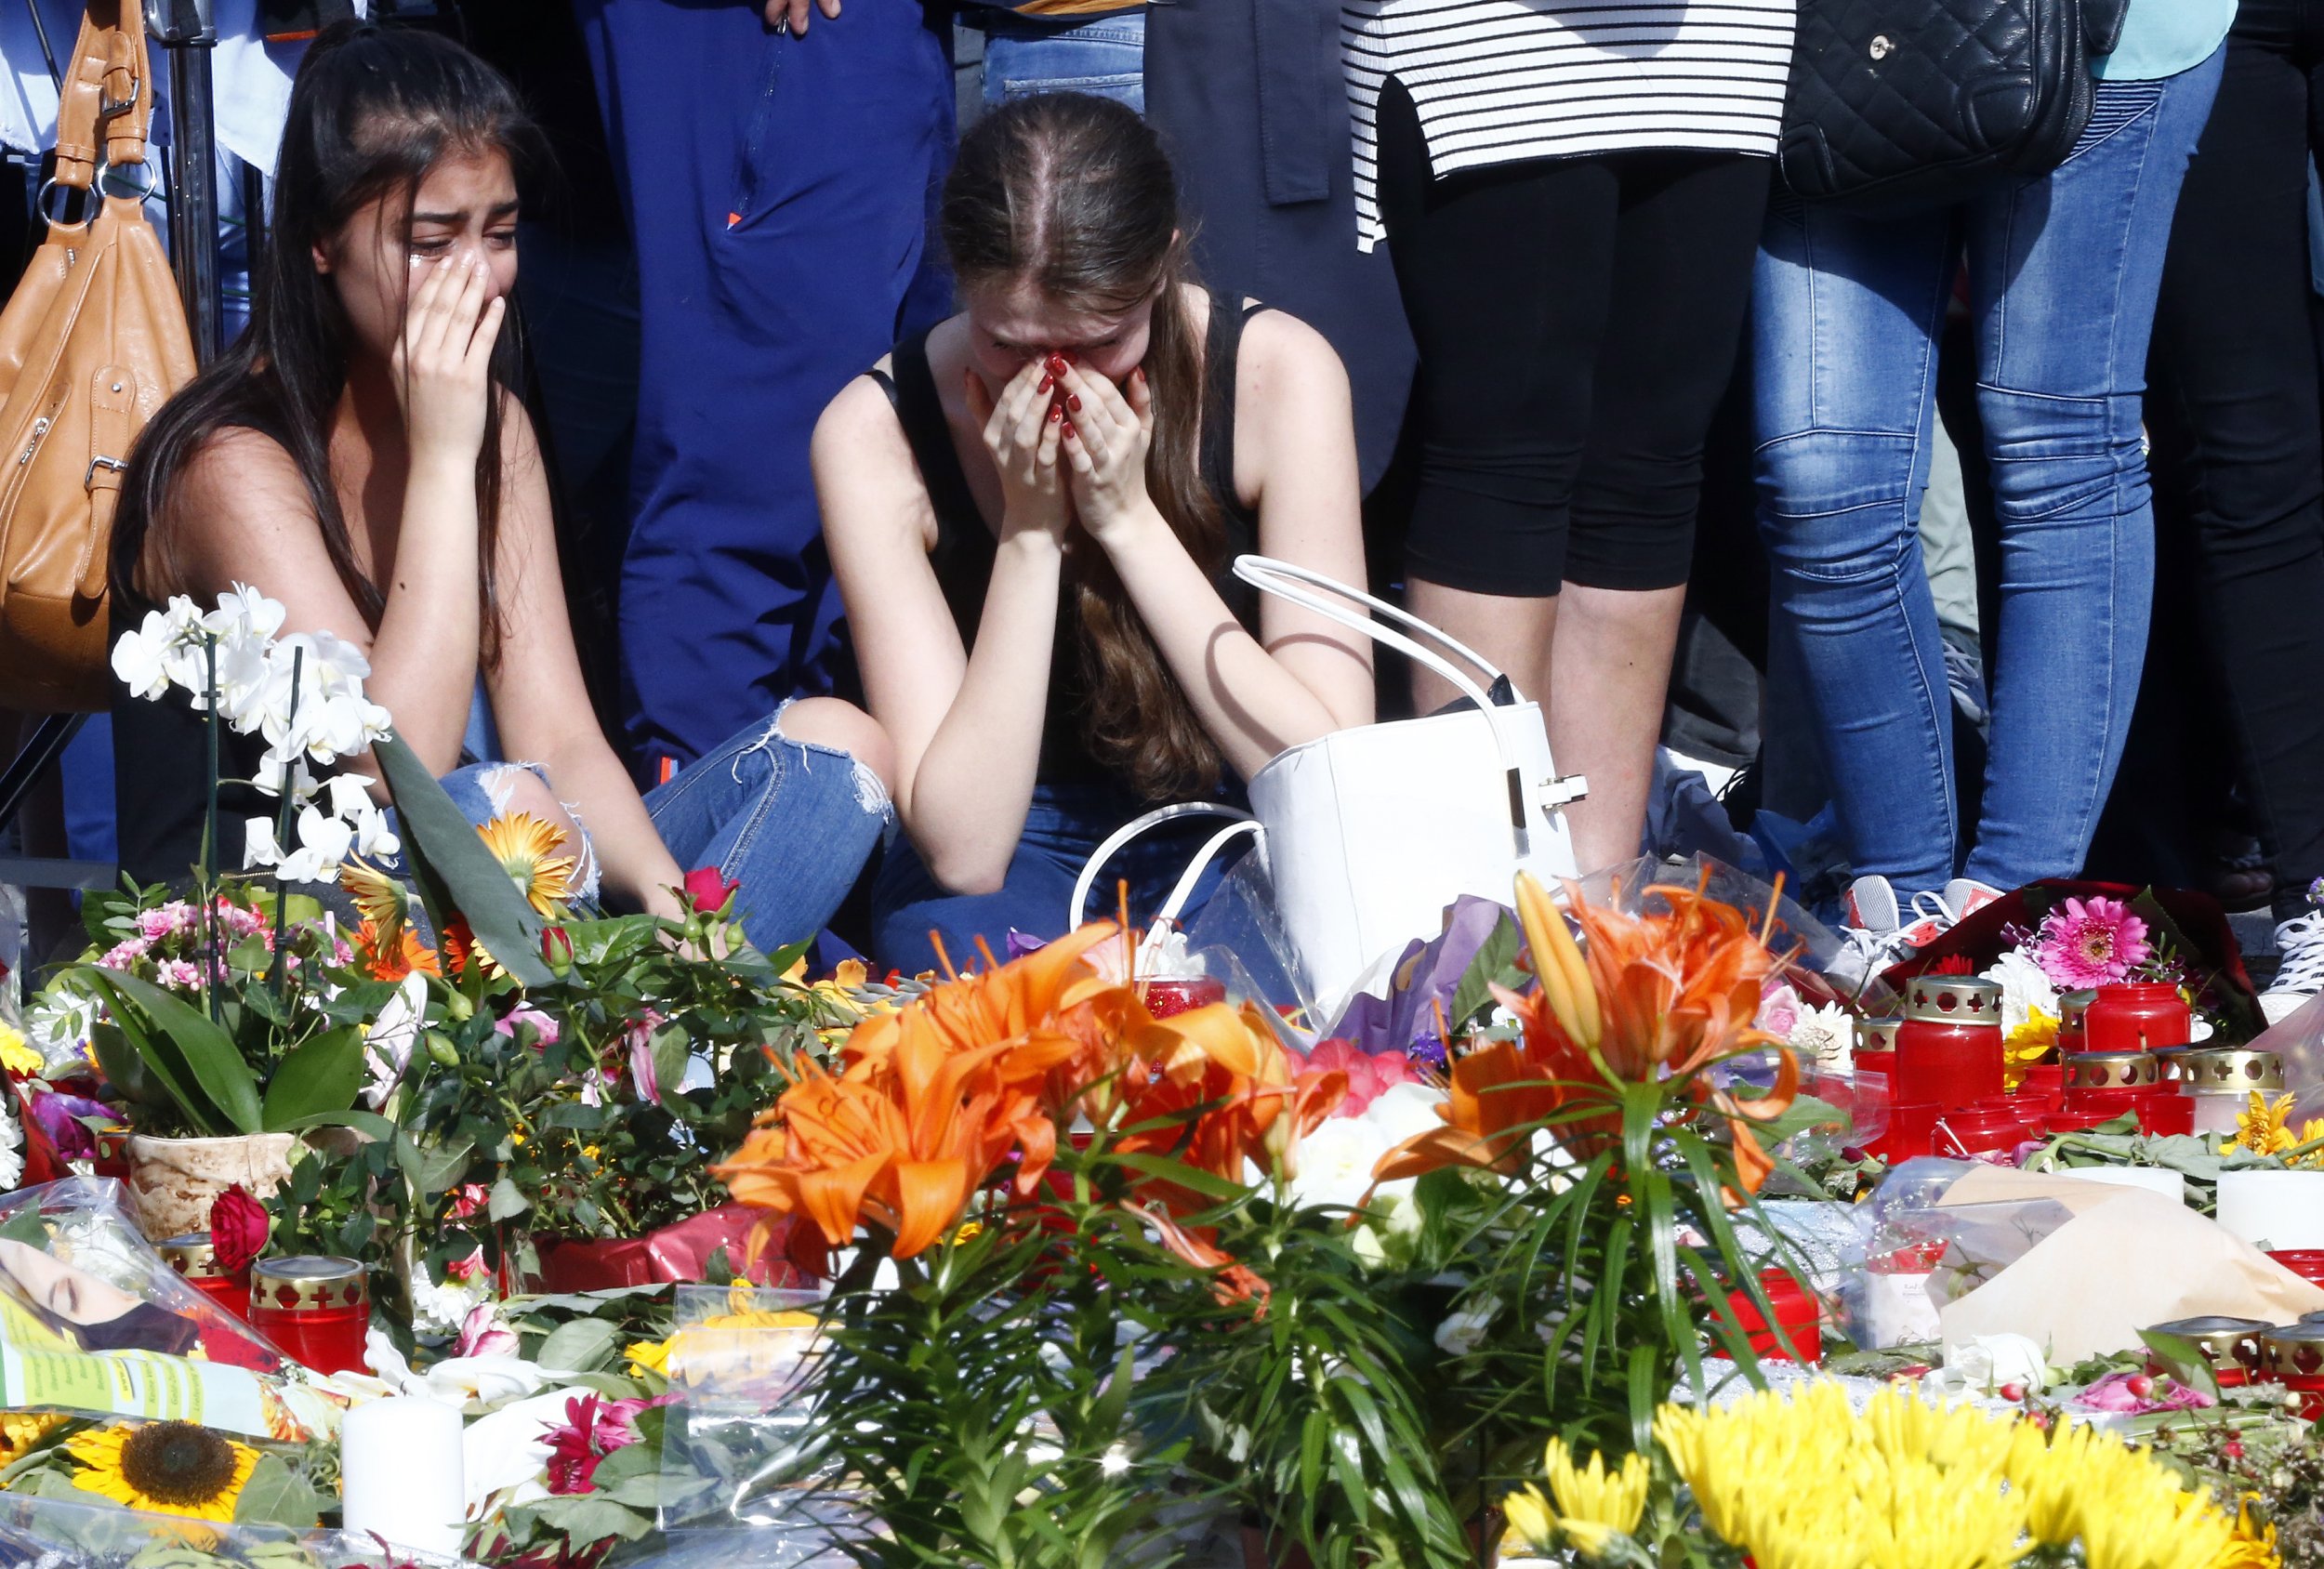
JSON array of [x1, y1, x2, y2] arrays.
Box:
[[338, 856, 409, 943], [0, 1411, 66, 1462], [476, 813, 578, 917], [2238, 1092, 2301, 1158], [0, 1025, 41, 1076], [66, 1421, 258, 1522], [626, 1336, 673, 1378]]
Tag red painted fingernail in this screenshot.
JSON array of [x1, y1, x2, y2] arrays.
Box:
[[1063, 423, 1077, 439], [1048, 353, 1070, 376], [1066, 394, 1081, 413], [1049, 403, 1063, 423], [1037, 374, 1052, 393]]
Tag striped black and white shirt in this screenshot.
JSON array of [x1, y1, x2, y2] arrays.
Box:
[[1342, 0, 1798, 249]]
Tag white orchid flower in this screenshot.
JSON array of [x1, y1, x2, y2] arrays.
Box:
[[108, 613, 174, 699]]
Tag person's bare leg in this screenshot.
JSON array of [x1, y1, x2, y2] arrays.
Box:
[[1403, 577, 1558, 716], [1546, 582, 1686, 873]]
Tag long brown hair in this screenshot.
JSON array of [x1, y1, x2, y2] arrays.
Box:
[[111, 22, 546, 666], [942, 93, 1227, 800]]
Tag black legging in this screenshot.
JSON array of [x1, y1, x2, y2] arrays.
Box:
[[1374, 78, 1770, 596], [2147, 0, 2324, 920]]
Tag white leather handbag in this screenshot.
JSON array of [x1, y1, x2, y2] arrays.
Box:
[[1070, 555, 1586, 1010]]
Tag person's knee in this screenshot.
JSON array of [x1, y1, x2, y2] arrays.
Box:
[[780, 697, 897, 795], [480, 764, 584, 853]]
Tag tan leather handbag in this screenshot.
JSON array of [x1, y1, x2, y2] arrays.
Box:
[[0, 0, 195, 713]]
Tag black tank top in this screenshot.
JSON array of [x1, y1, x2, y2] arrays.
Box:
[[868, 290, 1266, 790]]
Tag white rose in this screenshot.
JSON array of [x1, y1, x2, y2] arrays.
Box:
[[1284, 1082, 1448, 1216]]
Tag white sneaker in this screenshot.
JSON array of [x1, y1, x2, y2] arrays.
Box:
[[1942, 878, 2005, 924], [1832, 874, 1950, 990], [2260, 910, 2324, 1025]]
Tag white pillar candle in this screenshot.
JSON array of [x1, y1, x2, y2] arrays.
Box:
[[341, 1396, 466, 1556], [2216, 1169, 2324, 1251]]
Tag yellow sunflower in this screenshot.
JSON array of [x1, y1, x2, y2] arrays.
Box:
[[66, 1421, 258, 1522], [476, 812, 579, 917]]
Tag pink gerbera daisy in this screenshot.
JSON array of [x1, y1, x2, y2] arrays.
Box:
[[2033, 896, 2149, 990]]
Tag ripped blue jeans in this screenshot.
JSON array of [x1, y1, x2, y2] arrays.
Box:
[[439, 702, 890, 955]]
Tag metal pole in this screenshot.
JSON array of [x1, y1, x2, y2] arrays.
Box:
[[146, 0, 218, 363]]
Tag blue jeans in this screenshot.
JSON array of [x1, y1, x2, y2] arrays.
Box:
[[441, 705, 891, 956], [870, 779, 1231, 973], [1751, 55, 2223, 901], [965, 7, 1143, 112]]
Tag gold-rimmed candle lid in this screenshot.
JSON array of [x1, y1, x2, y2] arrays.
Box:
[[2263, 1324, 2324, 1378], [155, 1233, 225, 1281], [2063, 1050, 2159, 1090], [1905, 976, 2002, 1024], [2148, 1315, 2272, 1367], [1855, 1016, 1902, 1052], [2058, 990, 2099, 1026], [2175, 1048, 2286, 1095], [250, 1256, 367, 1312]]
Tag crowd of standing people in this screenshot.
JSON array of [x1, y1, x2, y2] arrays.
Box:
[[34, 0, 2324, 1023]]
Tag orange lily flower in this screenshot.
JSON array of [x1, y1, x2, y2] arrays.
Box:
[[1373, 871, 1799, 1195], [1132, 1204, 1271, 1313]]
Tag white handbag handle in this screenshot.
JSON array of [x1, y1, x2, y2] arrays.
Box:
[[1069, 802, 1260, 930], [1234, 554, 1531, 838], [1232, 555, 1515, 716]]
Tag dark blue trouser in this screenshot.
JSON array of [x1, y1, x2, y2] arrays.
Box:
[[574, 0, 957, 775]]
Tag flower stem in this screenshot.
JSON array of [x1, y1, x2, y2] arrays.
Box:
[[269, 646, 304, 1000], [203, 635, 222, 1022]]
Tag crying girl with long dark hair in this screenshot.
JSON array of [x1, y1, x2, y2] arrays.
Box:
[[819, 94, 1375, 970], [108, 23, 893, 954]]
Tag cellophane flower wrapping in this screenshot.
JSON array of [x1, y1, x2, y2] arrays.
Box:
[[652, 1286, 862, 1555], [0, 1179, 341, 1441], [0, 1488, 482, 1565]]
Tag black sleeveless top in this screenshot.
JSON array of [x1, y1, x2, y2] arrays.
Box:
[[869, 290, 1267, 791]]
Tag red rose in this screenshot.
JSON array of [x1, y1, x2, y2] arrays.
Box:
[[208, 1185, 269, 1275], [681, 866, 740, 913], [542, 925, 575, 971]]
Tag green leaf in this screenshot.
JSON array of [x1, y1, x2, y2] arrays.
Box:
[[272, 1108, 398, 1140], [89, 970, 261, 1134], [489, 1176, 531, 1222], [535, 1314, 623, 1372], [258, 1025, 367, 1130], [1448, 908, 1523, 1031], [374, 732, 554, 989], [231, 1454, 327, 1528]]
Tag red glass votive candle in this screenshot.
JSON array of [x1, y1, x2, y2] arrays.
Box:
[[1932, 1101, 2030, 1158], [2263, 1323, 2324, 1379], [156, 1233, 250, 1322], [2133, 1086, 2194, 1137], [2271, 1250, 2324, 1287], [2085, 983, 2192, 1054], [2014, 1063, 2065, 1110], [1727, 1269, 1821, 1364], [249, 1257, 369, 1375], [1140, 976, 1225, 1019], [1895, 977, 2003, 1111], [1855, 1017, 1903, 1058], [2146, 1315, 2270, 1389], [1879, 1101, 1939, 1162], [2056, 990, 2097, 1055]]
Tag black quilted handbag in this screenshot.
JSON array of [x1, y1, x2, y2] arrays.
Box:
[[1778, 0, 2135, 209]]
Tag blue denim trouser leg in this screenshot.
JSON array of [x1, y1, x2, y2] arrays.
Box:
[[869, 780, 1233, 973], [1752, 53, 2223, 900], [966, 7, 1144, 112], [438, 707, 891, 956], [640, 707, 891, 954]]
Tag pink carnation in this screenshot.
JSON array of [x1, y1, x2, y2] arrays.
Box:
[[1297, 1038, 1421, 1116], [2033, 896, 2150, 990]]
